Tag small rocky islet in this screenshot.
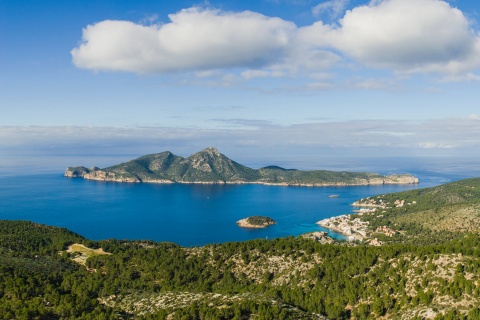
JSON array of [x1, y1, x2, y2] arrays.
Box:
[[236, 216, 277, 228]]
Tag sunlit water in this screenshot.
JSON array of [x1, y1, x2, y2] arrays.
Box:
[[1, 155, 479, 246]]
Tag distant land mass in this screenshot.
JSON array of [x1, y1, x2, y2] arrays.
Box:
[[65, 147, 419, 186]]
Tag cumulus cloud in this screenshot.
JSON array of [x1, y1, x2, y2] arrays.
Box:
[[326, 0, 480, 73], [71, 1, 480, 79], [72, 8, 296, 73]]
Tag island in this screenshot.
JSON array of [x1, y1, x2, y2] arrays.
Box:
[[236, 216, 276, 228], [65, 147, 419, 186]]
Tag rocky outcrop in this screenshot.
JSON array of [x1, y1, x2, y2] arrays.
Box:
[[83, 171, 141, 183], [65, 167, 142, 183], [301, 232, 335, 244], [64, 166, 91, 178], [377, 174, 419, 185]]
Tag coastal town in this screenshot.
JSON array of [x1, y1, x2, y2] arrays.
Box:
[[316, 195, 415, 244], [317, 214, 370, 242]]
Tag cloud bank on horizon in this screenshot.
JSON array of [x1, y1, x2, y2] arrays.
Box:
[[71, 0, 480, 79], [2, 116, 479, 161]]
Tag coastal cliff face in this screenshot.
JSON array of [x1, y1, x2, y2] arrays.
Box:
[[83, 171, 141, 183], [64, 166, 92, 178], [65, 147, 419, 186], [370, 174, 419, 185], [64, 166, 140, 182]]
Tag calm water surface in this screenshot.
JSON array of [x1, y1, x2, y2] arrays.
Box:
[[0, 172, 450, 246]]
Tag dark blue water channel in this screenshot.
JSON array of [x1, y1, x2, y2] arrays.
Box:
[[0, 172, 452, 247]]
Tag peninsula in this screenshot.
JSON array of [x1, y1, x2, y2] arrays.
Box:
[[65, 147, 419, 186]]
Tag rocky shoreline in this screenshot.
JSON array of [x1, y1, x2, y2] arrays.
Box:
[[317, 195, 415, 244], [65, 148, 419, 187], [65, 167, 419, 187], [317, 215, 369, 241]]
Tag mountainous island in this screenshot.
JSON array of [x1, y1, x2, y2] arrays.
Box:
[[65, 147, 418, 186], [3, 177, 480, 319]]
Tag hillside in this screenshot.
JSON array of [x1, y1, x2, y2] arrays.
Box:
[[2, 219, 480, 319], [328, 177, 480, 245], [65, 147, 418, 186]]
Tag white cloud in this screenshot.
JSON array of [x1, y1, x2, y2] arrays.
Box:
[[312, 0, 349, 18], [348, 78, 390, 90], [327, 0, 480, 73], [439, 72, 480, 83], [418, 142, 453, 149], [2, 117, 480, 154], [72, 7, 296, 73], [71, 1, 480, 81], [241, 68, 288, 79]]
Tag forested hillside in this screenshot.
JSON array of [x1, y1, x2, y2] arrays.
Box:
[[2, 218, 480, 319], [353, 177, 480, 244]]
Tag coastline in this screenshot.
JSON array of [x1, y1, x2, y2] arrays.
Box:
[[316, 214, 369, 241], [65, 175, 419, 187]]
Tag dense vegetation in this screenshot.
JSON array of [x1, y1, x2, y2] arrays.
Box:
[[245, 216, 276, 226], [1, 220, 480, 319], [65, 147, 417, 185]]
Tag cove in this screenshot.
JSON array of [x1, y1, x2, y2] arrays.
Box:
[[0, 174, 437, 246]]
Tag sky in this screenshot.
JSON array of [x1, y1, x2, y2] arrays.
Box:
[[1, 0, 480, 171]]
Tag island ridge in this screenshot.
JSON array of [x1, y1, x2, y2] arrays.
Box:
[[65, 147, 419, 186]]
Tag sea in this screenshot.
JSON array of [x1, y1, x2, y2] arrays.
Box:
[[1, 155, 479, 247]]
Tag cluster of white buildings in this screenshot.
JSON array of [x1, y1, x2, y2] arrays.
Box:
[[317, 215, 369, 241]]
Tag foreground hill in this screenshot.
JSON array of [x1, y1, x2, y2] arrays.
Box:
[[65, 147, 418, 186], [2, 218, 480, 319]]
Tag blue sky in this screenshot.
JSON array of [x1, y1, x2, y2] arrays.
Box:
[[1, 0, 480, 170]]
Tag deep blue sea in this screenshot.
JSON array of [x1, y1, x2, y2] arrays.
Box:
[[1, 156, 479, 247]]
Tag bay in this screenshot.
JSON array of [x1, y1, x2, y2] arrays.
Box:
[[0, 172, 442, 247], [2, 154, 480, 247]]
